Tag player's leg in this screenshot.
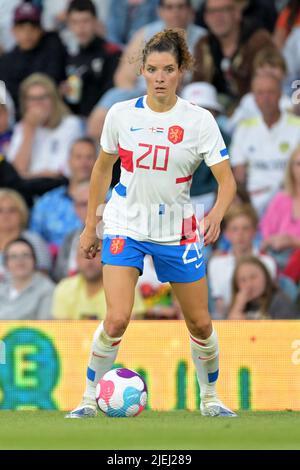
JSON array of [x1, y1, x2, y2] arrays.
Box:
[[151, 241, 236, 417], [171, 277, 236, 417], [85, 265, 140, 397], [66, 265, 139, 418]]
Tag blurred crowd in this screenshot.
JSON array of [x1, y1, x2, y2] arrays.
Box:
[[1, 0, 300, 321]]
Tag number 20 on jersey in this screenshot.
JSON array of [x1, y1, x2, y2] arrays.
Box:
[[136, 143, 170, 172]]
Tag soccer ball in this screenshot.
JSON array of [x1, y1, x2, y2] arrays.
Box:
[[96, 368, 147, 417]]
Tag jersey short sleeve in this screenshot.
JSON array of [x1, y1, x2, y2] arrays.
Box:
[[198, 110, 229, 167], [100, 104, 119, 154]]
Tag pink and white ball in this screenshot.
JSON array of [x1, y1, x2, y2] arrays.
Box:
[[96, 368, 147, 417]]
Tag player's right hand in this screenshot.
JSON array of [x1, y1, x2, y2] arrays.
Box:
[[80, 227, 102, 259]]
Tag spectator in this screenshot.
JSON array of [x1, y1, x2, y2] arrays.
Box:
[[30, 137, 97, 253], [260, 145, 300, 269], [283, 248, 300, 284], [0, 155, 68, 208], [7, 73, 83, 179], [106, 0, 159, 47], [137, 255, 183, 319], [274, 0, 300, 48], [0, 87, 16, 122], [87, 0, 207, 140], [52, 244, 145, 319], [192, 0, 274, 110], [0, 238, 54, 320], [230, 72, 300, 215], [0, 103, 13, 155], [0, 189, 51, 280], [41, 0, 72, 32], [42, 0, 109, 43], [227, 256, 299, 319], [94, 0, 113, 25], [226, 47, 292, 134], [215, 182, 251, 252], [196, 0, 278, 33], [283, 25, 300, 89], [232, 182, 251, 205], [53, 181, 89, 281], [192, 0, 205, 7], [62, 0, 122, 117], [0, 2, 66, 115], [208, 204, 277, 318], [0, 89, 15, 155], [237, 0, 277, 33], [0, 0, 22, 53]]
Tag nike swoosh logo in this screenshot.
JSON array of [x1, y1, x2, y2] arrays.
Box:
[[195, 260, 204, 269], [130, 127, 143, 132]]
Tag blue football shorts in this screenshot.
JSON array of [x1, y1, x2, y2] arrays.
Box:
[[101, 235, 206, 283]]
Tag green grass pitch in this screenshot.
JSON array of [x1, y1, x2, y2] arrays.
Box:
[[0, 411, 300, 450]]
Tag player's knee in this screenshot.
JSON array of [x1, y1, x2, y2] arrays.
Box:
[[188, 317, 212, 339], [104, 316, 130, 338]]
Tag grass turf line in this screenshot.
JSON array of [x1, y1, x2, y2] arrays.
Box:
[[0, 411, 300, 450]]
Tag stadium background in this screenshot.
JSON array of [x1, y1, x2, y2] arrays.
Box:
[[1, 0, 300, 422], [1, 320, 300, 411]]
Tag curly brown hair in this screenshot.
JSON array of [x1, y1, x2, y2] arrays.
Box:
[[142, 28, 194, 71]]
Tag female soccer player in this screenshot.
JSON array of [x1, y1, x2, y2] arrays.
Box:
[[66, 29, 237, 418]]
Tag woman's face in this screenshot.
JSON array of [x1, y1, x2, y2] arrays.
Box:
[[225, 215, 256, 251], [25, 84, 53, 121], [236, 263, 267, 300], [142, 52, 182, 101], [6, 242, 35, 280], [0, 197, 22, 232]]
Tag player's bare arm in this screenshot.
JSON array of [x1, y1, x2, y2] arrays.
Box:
[[80, 149, 119, 259], [202, 160, 237, 246]]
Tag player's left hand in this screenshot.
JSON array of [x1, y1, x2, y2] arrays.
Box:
[[200, 211, 222, 246]]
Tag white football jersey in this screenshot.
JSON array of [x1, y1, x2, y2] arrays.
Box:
[[100, 96, 228, 244], [230, 113, 300, 215]]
